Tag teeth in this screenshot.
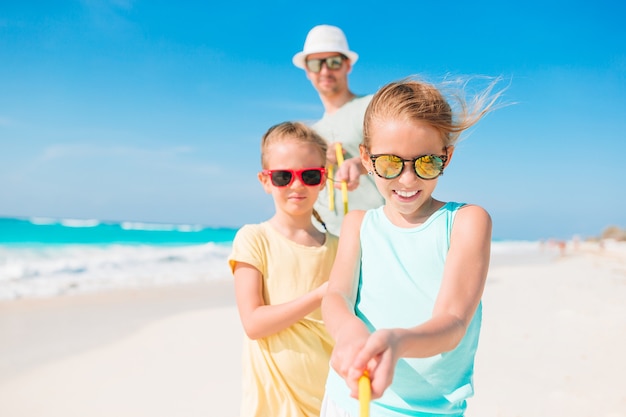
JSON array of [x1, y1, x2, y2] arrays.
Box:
[[396, 190, 418, 198]]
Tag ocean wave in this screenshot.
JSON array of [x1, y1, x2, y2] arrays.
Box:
[[59, 218, 101, 228], [0, 238, 571, 301], [0, 243, 233, 300], [120, 222, 204, 232], [29, 217, 59, 225]]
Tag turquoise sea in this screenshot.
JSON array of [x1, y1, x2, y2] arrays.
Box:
[[0, 216, 552, 301], [0, 216, 238, 300]]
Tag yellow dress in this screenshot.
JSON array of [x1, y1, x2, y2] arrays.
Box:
[[228, 222, 338, 417]]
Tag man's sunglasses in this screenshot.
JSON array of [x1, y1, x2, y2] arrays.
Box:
[[368, 152, 448, 180], [305, 55, 345, 73], [262, 168, 326, 187]]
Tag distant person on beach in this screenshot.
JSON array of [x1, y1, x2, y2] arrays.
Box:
[[320, 77, 506, 416], [293, 24, 384, 235], [228, 122, 338, 417]]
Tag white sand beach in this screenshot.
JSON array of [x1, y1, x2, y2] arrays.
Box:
[[0, 241, 625, 417]]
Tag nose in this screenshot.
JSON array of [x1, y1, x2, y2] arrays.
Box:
[[289, 174, 306, 188], [397, 161, 418, 185]]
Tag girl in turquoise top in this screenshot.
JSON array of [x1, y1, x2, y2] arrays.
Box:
[[321, 78, 506, 416]]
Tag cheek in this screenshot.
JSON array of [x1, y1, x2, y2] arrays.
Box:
[[259, 177, 274, 194]]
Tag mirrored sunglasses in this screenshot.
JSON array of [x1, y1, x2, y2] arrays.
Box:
[[262, 167, 326, 187], [368, 153, 448, 180], [305, 55, 345, 73]]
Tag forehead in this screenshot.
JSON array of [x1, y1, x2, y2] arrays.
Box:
[[306, 52, 343, 60], [264, 140, 324, 168], [368, 119, 444, 154]]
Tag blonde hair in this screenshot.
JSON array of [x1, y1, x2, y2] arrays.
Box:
[[363, 76, 507, 149], [261, 121, 328, 168], [260, 121, 328, 231]]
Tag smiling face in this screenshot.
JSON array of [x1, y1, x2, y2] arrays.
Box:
[[259, 139, 326, 219], [361, 118, 453, 227]]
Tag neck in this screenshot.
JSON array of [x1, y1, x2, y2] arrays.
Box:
[[384, 198, 445, 228], [320, 90, 356, 115], [269, 212, 325, 246], [269, 211, 317, 234]]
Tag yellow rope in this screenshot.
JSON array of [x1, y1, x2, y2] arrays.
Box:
[[328, 164, 335, 211], [335, 143, 349, 214], [359, 371, 370, 417]]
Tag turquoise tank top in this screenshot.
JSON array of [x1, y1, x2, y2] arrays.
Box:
[[325, 202, 482, 416]]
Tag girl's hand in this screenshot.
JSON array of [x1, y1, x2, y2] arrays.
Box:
[[347, 329, 400, 399], [314, 281, 329, 301], [329, 322, 370, 381]]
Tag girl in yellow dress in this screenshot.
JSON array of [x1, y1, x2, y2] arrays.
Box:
[[228, 121, 339, 417]]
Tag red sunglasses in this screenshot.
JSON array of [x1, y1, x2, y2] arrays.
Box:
[[262, 168, 326, 187]]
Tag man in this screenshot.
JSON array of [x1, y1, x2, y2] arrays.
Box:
[[293, 24, 384, 235]]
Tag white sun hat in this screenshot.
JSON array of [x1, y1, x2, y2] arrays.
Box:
[[292, 25, 359, 69]]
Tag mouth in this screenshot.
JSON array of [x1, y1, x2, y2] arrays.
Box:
[[394, 189, 419, 199], [288, 194, 307, 201]]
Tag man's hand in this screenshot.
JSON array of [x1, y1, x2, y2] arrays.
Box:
[[334, 156, 365, 191], [326, 141, 343, 165]]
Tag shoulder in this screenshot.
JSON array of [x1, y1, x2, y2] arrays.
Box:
[[325, 232, 340, 250], [326, 231, 340, 244], [229, 224, 269, 274], [345, 94, 374, 111], [332, 94, 374, 116], [336, 210, 367, 239], [452, 204, 492, 239], [455, 204, 491, 222], [234, 223, 262, 235], [355, 93, 374, 103], [233, 223, 268, 243]]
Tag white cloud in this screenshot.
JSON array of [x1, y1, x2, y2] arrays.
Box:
[[38, 143, 189, 160], [32, 143, 220, 178]]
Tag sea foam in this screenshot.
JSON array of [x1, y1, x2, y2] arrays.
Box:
[[0, 243, 232, 300]]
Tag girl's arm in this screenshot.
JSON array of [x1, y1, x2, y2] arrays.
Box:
[[350, 204, 492, 398], [233, 262, 327, 340], [322, 210, 370, 378]]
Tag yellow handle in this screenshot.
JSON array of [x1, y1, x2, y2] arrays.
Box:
[[335, 143, 349, 214], [359, 371, 370, 417], [327, 165, 335, 211]]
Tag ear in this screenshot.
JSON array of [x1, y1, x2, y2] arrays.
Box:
[[258, 171, 273, 194], [345, 59, 353, 75], [444, 146, 455, 168], [359, 145, 372, 173]]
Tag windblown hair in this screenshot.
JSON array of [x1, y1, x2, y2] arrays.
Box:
[[363, 76, 507, 149], [260, 121, 329, 231]]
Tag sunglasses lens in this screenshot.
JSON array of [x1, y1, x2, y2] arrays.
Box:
[[305, 59, 322, 73], [305, 56, 343, 73], [374, 155, 404, 179], [270, 170, 293, 187], [301, 169, 323, 185], [326, 56, 343, 69], [415, 156, 444, 179]]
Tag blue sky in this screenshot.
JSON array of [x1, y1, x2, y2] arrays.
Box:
[[1, 0, 625, 241]]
